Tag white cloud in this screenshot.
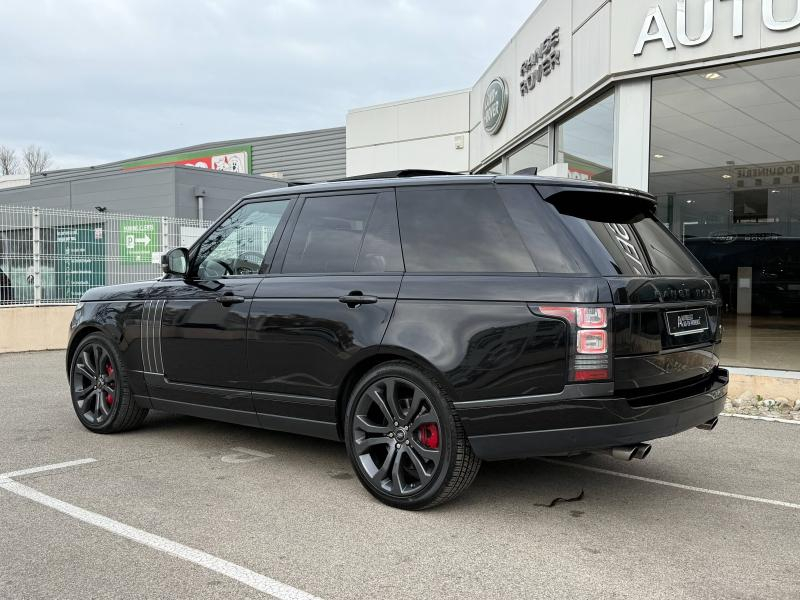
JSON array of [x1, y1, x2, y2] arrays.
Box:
[[0, 0, 540, 169]]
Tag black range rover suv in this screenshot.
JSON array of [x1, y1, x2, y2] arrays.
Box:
[[67, 172, 728, 509]]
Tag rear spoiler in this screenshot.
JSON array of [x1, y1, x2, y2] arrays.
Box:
[[535, 184, 657, 223]]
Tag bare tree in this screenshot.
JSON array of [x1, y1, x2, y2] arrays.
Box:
[[22, 145, 53, 174], [0, 145, 19, 175]]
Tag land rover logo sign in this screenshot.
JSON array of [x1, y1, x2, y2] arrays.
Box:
[[483, 78, 508, 135]]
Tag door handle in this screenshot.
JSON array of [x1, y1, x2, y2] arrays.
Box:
[[215, 293, 245, 306], [339, 292, 378, 307]]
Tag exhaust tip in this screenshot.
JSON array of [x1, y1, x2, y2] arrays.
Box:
[[632, 443, 651, 460], [697, 417, 719, 431]]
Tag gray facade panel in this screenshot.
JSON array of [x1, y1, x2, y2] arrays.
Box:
[[29, 127, 345, 186], [173, 168, 285, 221], [0, 182, 70, 209], [0, 167, 288, 220]]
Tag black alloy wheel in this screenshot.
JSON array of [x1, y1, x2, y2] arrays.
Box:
[[72, 342, 117, 425], [69, 333, 148, 433], [352, 376, 443, 495], [345, 362, 481, 510]]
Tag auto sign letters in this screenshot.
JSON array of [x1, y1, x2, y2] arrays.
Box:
[[635, 0, 800, 56], [520, 27, 560, 97]]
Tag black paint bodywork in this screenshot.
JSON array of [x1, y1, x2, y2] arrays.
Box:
[[67, 175, 727, 460]]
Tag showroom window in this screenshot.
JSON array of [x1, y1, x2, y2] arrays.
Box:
[[650, 54, 800, 371], [480, 159, 504, 175], [556, 93, 614, 183], [507, 131, 549, 175]]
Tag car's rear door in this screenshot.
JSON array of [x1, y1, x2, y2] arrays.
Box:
[[246, 188, 404, 439]]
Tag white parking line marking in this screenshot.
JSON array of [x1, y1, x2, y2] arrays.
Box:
[[720, 413, 800, 425], [537, 458, 800, 511], [0, 458, 97, 480], [221, 447, 275, 464], [0, 461, 324, 600]]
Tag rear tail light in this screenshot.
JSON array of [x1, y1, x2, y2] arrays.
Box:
[[532, 305, 611, 382], [577, 329, 607, 354]]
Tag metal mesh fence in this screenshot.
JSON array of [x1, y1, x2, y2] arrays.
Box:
[[0, 205, 210, 306]]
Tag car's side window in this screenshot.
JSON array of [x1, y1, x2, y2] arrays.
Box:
[[194, 199, 291, 279], [397, 186, 536, 273], [282, 193, 379, 274], [356, 191, 404, 273]]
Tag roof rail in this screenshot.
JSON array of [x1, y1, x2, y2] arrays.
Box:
[[333, 169, 460, 182]]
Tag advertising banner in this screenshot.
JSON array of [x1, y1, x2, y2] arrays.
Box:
[[56, 225, 105, 301], [122, 144, 252, 174]]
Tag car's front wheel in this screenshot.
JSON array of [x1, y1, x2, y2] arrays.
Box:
[[345, 361, 481, 510], [69, 333, 148, 433]]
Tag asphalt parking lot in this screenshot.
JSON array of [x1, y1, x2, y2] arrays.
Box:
[[1, 351, 798, 600]]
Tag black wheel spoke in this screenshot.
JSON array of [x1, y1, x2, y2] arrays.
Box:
[[78, 351, 96, 378], [98, 393, 111, 416], [411, 439, 440, 461], [412, 411, 438, 426], [75, 383, 94, 399], [384, 379, 403, 422], [354, 414, 388, 435], [389, 447, 405, 494], [355, 435, 392, 450], [405, 446, 433, 484], [367, 387, 394, 423], [404, 389, 425, 425], [372, 445, 397, 483]]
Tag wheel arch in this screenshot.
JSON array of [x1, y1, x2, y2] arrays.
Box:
[[65, 324, 112, 374], [334, 348, 454, 440]]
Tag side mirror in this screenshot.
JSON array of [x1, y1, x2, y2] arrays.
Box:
[[161, 247, 189, 276]]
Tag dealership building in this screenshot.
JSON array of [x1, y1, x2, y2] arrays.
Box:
[[3, 0, 800, 371], [347, 0, 800, 371]]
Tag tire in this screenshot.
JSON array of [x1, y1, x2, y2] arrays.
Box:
[[344, 361, 481, 510], [69, 333, 149, 434]]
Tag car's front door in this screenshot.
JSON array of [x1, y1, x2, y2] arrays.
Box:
[[146, 197, 294, 422], [246, 189, 404, 438]]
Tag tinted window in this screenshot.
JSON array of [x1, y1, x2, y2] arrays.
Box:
[[551, 193, 706, 277], [195, 200, 290, 279], [397, 186, 536, 273], [635, 218, 706, 276], [355, 192, 404, 272], [283, 194, 376, 273], [498, 185, 588, 273]]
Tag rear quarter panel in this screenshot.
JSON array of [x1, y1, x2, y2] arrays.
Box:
[[383, 275, 610, 402]]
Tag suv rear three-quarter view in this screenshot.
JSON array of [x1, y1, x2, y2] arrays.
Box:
[[66, 173, 728, 510]]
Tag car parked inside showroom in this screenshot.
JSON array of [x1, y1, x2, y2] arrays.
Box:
[[67, 171, 727, 509]]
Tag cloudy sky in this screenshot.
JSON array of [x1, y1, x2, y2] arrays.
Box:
[[0, 0, 539, 170]]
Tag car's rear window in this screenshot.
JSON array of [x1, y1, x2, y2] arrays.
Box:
[[545, 189, 707, 277]]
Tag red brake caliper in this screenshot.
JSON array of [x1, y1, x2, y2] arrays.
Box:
[[419, 423, 439, 449], [105, 363, 114, 405]]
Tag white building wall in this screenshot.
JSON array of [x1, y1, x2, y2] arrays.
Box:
[[0, 174, 30, 190], [346, 0, 800, 183], [346, 90, 470, 176]]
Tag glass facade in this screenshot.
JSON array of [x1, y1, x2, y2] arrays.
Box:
[[507, 132, 549, 175], [650, 54, 800, 370], [557, 93, 615, 183]]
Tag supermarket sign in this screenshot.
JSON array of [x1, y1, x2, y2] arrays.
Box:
[[122, 144, 251, 174]]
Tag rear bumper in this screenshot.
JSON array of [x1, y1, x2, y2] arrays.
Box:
[[464, 369, 728, 461]]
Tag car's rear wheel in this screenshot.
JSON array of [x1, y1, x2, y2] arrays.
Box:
[[69, 333, 148, 433], [345, 361, 480, 510]]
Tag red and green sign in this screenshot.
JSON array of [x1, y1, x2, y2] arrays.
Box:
[[122, 144, 251, 174]]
